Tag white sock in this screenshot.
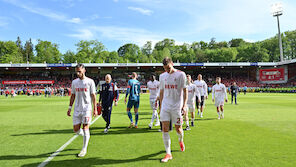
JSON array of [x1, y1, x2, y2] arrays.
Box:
[[186, 121, 189, 127], [82, 129, 90, 151], [162, 132, 171, 155], [155, 111, 160, 123], [150, 110, 157, 124], [177, 130, 184, 142], [201, 112, 203, 117], [75, 129, 83, 136], [217, 111, 220, 117]]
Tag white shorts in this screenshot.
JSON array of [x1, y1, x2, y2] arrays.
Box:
[[150, 98, 158, 111], [186, 102, 195, 112], [73, 110, 92, 125], [186, 106, 195, 113], [160, 109, 183, 125], [215, 99, 225, 107]]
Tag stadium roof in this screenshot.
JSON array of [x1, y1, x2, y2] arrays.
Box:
[[0, 59, 295, 68]]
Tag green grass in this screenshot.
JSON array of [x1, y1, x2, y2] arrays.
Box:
[[0, 93, 296, 167]]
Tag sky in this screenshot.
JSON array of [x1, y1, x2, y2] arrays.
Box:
[[0, 0, 296, 53]]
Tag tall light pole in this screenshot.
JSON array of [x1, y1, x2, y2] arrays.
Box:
[[271, 2, 284, 62]]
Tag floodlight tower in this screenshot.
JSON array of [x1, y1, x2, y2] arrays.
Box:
[[271, 2, 284, 62]]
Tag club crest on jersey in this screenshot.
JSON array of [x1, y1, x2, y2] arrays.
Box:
[[165, 84, 178, 89]]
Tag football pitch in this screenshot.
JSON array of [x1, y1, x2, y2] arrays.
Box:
[[0, 93, 295, 167]]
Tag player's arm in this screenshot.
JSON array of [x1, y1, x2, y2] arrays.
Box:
[[67, 82, 76, 116], [91, 81, 98, 116], [195, 86, 201, 103], [125, 81, 130, 104], [212, 86, 215, 102], [181, 73, 188, 114], [224, 85, 228, 102], [159, 89, 164, 112], [98, 85, 102, 105], [204, 82, 208, 99]]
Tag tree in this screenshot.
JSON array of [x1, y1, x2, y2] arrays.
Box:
[[62, 50, 76, 63], [236, 43, 269, 62], [117, 43, 141, 62], [35, 40, 61, 63], [142, 41, 152, 56], [0, 41, 23, 63], [24, 38, 34, 63], [284, 30, 296, 59], [75, 40, 105, 63], [229, 38, 247, 47]]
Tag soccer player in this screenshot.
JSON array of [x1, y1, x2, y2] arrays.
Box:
[[159, 57, 187, 163], [243, 85, 247, 95], [212, 77, 228, 120], [147, 75, 160, 129], [184, 74, 200, 130], [67, 64, 97, 157], [193, 74, 208, 118], [125, 72, 141, 128], [99, 74, 119, 134], [230, 82, 239, 105]]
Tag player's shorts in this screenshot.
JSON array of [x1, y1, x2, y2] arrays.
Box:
[[127, 100, 140, 109], [196, 96, 205, 107], [73, 110, 92, 125], [160, 109, 183, 126], [214, 99, 225, 107], [149, 98, 158, 111]]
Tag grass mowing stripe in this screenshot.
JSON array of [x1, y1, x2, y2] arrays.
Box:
[[37, 115, 101, 167]]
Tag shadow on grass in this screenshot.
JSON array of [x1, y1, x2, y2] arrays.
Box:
[[11, 126, 160, 136], [21, 150, 176, 167], [91, 126, 161, 136], [195, 118, 217, 121], [11, 129, 74, 136], [0, 149, 78, 161]]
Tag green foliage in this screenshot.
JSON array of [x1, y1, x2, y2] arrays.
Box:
[[1, 29, 296, 63], [35, 40, 61, 63], [0, 41, 23, 63]]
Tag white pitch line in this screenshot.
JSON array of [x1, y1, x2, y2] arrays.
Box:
[[37, 115, 101, 167]]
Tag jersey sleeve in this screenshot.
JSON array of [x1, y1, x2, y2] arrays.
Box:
[[126, 80, 131, 97], [204, 82, 208, 96], [180, 72, 186, 89], [159, 75, 164, 90], [212, 86, 215, 100], [90, 80, 96, 95], [71, 81, 76, 94]]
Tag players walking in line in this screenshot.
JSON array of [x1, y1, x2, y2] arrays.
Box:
[[230, 82, 239, 105], [184, 74, 200, 130], [147, 75, 160, 129], [67, 64, 97, 157], [193, 74, 208, 118], [125, 72, 141, 128], [99, 74, 119, 134], [159, 57, 188, 163], [212, 77, 228, 120]]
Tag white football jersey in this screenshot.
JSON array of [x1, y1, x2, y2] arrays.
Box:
[[187, 83, 200, 104], [71, 77, 96, 112], [193, 80, 208, 96], [212, 83, 227, 100], [160, 70, 186, 111], [147, 80, 160, 99]]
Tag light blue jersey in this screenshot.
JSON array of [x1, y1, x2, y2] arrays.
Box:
[[126, 79, 141, 101]]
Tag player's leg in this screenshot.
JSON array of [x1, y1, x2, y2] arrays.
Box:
[[235, 93, 237, 104], [196, 97, 200, 115], [190, 107, 195, 127], [102, 107, 108, 126], [173, 111, 185, 152], [79, 113, 92, 157], [134, 100, 140, 128], [184, 107, 190, 130], [160, 111, 173, 162], [215, 100, 221, 119], [200, 96, 205, 118], [231, 93, 234, 104], [126, 100, 134, 128], [149, 99, 156, 128], [220, 105, 224, 119]]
